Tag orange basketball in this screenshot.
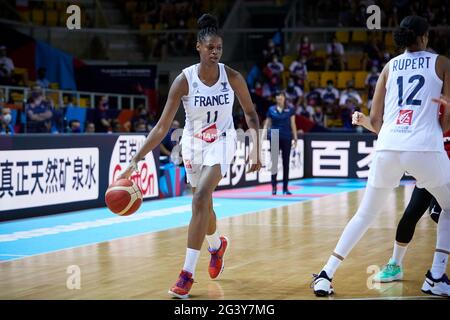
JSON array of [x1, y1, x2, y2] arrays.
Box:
[[105, 179, 143, 216]]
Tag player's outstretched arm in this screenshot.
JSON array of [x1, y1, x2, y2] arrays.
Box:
[[118, 73, 188, 180], [227, 66, 262, 173], [369, 62, 389, 134]]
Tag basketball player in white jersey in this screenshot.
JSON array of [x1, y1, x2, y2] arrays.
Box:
[[119, 14, 261, 299], [312, 16, 450, 297]]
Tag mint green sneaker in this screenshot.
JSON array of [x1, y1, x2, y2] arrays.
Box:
[[373, 258, 404, 283]]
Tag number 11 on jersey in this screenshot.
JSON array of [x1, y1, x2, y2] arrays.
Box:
[[207, 110, 218, 123]]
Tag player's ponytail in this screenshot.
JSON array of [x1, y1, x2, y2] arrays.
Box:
[[393, 15, 429, 48], [197, 13, 220, 42]]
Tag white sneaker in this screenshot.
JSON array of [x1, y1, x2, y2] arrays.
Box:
[[312, 270, 334, 297], [421, 270, 450, 297]]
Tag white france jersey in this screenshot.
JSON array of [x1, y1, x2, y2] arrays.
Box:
[[377, 50, 443, 152], [181, 63, 235, 144]]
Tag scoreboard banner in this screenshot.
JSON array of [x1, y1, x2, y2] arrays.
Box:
[[0, 134, 159, 221]]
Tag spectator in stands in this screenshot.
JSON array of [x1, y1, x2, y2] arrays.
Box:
[[325, 36, 345, 71], [266, 55, 284, 80], [263, 38, 282, 64], [297, 35, 315, 67], [0, 45, 15, 85], [69, 119, 82, 133], [305, 81, 323, 108], [65, 95, 76, 108], [321, 80, 340, 117], [131, 104, 155, 132], [312, 106, 325, 127], [365, 66, 380, 110], [285, 77, 304, 108], [339, 80, 362, 108], [295, 104, 314, 121], [361, 36, 383, 71], [36, 67, 50, 89], [26, 90, 53, 133], [111, 119, 121, 133], [134, 119, 148, 133], [341, 96, 360, 129], [289, 55, 308, 89], [0, 106, 14, 135], [95, 95, 112, 133], [85, 122, 96, 133], [262, 75, 281, 100]]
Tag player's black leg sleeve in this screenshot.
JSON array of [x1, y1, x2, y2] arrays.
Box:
[[396, 186, 433, 243], [429, 196, 442, 224]]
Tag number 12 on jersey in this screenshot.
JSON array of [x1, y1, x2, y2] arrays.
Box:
[[206, 110, 218, 123], [397, 75, 425, 106]]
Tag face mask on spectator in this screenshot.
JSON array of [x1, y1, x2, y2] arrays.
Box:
[[2, 113, 11, 124], [72, 127, 81, 133]]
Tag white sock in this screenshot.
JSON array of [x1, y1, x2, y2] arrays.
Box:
[[392, 242, 408, 266], [183, 248, 200, 279], [323, 255, 342, 279], [430, 251, 448, 279], [205, 229, 221, 251]]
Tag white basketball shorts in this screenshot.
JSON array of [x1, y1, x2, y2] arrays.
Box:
[[181, 132, 237, 188], [368, 150, 450, 189]]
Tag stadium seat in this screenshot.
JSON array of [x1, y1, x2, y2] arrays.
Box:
[[384, 32, 395, 50], [31, 9, 45, 25], [78, 98, 88, 107], [46, 10, 59, 26], [282, 55, 296, 69], [351, 31, 367, 43], [337, 71, 354, 89], [320, 71, 338, 88], [65, 106, 87, 132], [347, 53, 363, 70], [306, 71, 320, 89], [281, 70, 290, 88], [11, 92, 24, 103], [335, 31, 349, 44], [354, 71, 369, 89]]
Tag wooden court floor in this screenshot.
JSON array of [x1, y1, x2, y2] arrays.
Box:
[[0, 185, 443, 300]]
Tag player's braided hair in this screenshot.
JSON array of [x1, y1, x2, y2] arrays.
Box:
[[197, 13, 220, 42]]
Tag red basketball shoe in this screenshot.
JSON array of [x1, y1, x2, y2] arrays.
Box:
[[208, 236, 229, 279], [168, 270, 194, 299]]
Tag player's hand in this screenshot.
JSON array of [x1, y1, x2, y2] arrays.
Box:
[[117, 160, 139, 180], [292, 139, 297, 148], [246, 158, 262, 173], [432, 95, 450, 108], [352, 111, 367, 126]]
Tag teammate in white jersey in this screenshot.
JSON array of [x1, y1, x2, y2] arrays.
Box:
[[119, 13, 261, 299], [312, 15, 450, 297]]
